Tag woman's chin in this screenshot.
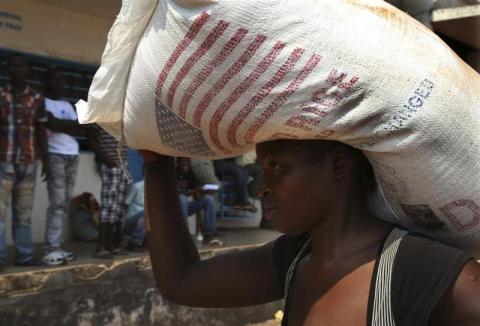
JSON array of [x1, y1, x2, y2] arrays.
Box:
[[276, 222, 313, 235], [273, 222, 297, 235]]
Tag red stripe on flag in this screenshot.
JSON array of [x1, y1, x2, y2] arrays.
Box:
[[226, 48, 305, 148], [167, 20, 230, 109], [208, 41, 286, 153], [192, 34, 267, 128], [177, 27, 248, 119], [244, 53, 322, 144], [155, 12, 210, 101]]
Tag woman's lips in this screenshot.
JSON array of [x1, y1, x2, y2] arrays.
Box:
[[263, 206, 278, 221]]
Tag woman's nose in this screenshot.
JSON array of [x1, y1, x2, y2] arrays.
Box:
[[259, 187, 271, 199]]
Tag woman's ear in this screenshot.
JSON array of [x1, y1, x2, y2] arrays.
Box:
[[331, 146, 353, 180]]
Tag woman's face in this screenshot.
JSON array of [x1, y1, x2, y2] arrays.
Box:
[[256, 140, 337, 234]]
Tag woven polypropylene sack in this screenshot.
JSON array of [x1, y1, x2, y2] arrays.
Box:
[[78, 0, 480, 252]]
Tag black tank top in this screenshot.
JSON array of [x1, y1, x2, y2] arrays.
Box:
[[272, 227, 472, 326]]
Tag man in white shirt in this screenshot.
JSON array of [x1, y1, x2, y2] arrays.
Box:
[[42, 67, 87, 266]]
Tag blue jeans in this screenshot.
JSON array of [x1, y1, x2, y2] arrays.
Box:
[[127, 149, 144, 183], [45, 154, 79, 253], [0, 162, 37, 265], [179, 194, 217, 235], [123, 211, 146, 247]]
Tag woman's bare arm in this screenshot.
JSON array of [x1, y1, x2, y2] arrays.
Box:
[[144, 153, 282, 307]]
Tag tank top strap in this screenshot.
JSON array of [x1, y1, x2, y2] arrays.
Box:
[[281, 235, 311, 326], [284, 236, 312, 299], [368, 227, 409, 326]]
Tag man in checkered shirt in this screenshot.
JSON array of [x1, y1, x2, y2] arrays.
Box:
[[0, 53, 50, 270]]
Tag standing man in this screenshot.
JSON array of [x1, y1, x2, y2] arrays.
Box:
[[0, 53, 49, 270], [42, 67, 86, 266], [89, 126, 128, 259]]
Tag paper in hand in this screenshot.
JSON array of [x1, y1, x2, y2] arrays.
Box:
[[202, 184, 220, 191]]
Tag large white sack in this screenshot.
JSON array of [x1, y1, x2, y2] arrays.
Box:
[[78, 0, 480, 252]]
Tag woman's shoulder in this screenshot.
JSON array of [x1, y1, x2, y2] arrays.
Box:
[[390, 227, 473, 325]]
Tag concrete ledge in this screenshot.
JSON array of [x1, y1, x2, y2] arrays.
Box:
[[0, 243, 283, 325], [0, 243, 265, 297]]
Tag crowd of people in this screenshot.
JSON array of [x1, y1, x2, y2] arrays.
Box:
[[0, 53, 263, 270]]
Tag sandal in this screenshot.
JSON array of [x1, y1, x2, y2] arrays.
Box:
[[203, 235, 223, 246], [93, 250, 113, 259], [233, 202, 258, 213], [111, 248, 129, 256], [59, 249, 76, 262]]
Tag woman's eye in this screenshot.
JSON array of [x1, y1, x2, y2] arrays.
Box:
[[272, 164, 282, 174]]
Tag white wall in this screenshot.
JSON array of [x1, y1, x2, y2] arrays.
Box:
[[5, 152, 101, 245]]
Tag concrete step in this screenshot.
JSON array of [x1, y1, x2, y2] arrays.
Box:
[[246, 320, 280, 326]]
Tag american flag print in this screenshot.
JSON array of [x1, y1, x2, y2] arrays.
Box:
[[155, 12, 338, 156]]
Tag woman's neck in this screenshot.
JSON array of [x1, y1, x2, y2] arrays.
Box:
[[308, 193, 391, 267]]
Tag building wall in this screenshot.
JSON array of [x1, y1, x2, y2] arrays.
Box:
[[5, 153, 102, 245], [0, 0, 113, 65]]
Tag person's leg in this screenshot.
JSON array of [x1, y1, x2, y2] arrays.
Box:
[[179, 194, 203, 218], [186, 199, 202, 216], [106, 166, 122, 225], [45, 154, 68, 253], [60, 155, 79, 261], [0, 163, 14, 267], [113, 168, 128, 223], [64, 155, 79, 211], [95, 164, 114, 258], [199, 195, 217, 236], [179, 194, 189, 219], [99, 164, 117, 226], [124, 211, 145, 247], [127, 149, 144, 183], [111, 169, 129, 254], [11, 162, 37, 265], [187, 198, 207, 238], [179, 194, 202, 235]]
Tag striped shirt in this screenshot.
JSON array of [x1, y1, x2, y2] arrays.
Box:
[[0, 85, 46, 163]]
